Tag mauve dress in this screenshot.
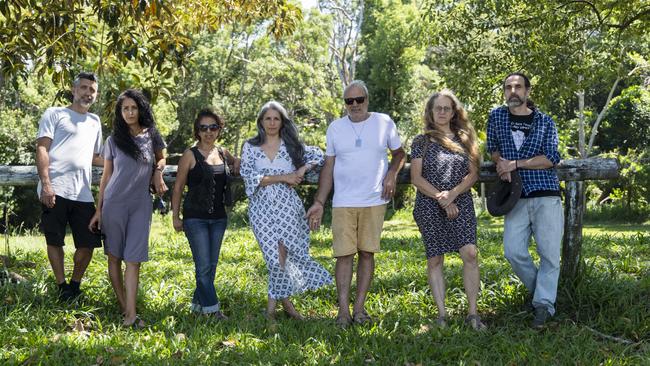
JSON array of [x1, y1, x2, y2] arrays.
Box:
[[101, 130, 166, 262]]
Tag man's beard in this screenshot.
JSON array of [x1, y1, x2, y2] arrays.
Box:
[[75, 97, 95, 108], [507, 96, 524, 108]]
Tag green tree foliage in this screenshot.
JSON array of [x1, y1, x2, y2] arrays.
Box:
[[0, 77, 60, 230], [594, 85, 650, 210], [420, 0, 650, 136], [598, 85, 650, 154], [2, 0, 649, 229], [0, 0, 302, 91], [357, 0, 441, 145], [167, 9, 341, 156]]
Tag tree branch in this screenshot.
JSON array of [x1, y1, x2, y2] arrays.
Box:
[[583, 326, 638, 345], [606, 7, 650, 30], [563, 0, 602, 25], [586, 76, 620, 156]]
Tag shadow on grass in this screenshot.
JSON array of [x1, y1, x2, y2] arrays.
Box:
[[2, 210, 649, 364]]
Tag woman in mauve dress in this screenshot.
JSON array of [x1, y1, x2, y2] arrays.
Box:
[[89, 89, 167, 328]]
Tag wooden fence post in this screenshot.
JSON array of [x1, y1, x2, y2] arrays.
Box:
[[561, 180, 586, 283]]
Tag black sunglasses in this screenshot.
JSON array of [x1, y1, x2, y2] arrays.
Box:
[[344, 96, 366, 105], [198, 124, 220, 132]]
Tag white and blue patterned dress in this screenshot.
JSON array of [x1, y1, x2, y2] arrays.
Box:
[[241, 141, 333, 299]]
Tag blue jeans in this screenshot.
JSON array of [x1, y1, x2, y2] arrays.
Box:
[[503, 197, 563, 315], [183, 218, 227, 314]]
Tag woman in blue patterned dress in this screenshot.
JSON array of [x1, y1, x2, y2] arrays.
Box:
[[410, 89, 485, 330], [240, 101, 332, 320]]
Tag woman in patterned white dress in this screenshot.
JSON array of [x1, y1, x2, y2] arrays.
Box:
[[240, 101, 332, 320], [410, 89, 486, 330]]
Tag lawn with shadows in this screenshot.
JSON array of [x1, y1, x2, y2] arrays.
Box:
[[1, 205, 648, 365]]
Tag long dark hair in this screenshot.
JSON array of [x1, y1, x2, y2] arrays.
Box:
[[248, 101, 305, 169], [112, 89, 162, 161]]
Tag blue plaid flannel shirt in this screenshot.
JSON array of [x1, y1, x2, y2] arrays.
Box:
[[486, 106, 561, 195]]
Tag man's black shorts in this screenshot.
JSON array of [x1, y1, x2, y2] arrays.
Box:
[[40, 195, 102, 248]]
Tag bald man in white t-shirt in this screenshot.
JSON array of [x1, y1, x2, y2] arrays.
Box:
[[306, 80, 405, 328]]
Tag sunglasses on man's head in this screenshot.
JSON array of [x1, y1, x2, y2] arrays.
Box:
[[198, 124, 220, 132], [344, 96, 366, 105]]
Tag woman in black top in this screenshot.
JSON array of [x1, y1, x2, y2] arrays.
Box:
[[171, 108, 239, 319]]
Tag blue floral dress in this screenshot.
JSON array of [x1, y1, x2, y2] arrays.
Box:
[[240, 141, 332, 299]]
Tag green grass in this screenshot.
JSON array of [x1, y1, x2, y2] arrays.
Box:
[[1, 206, 649, 365]]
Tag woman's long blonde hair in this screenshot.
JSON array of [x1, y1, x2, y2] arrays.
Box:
[[423, 89, 480, 169]]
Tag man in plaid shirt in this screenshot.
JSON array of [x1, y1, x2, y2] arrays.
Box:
[[487, 72, 563, 329]]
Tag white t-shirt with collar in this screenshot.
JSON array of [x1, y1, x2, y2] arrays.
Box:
[[325, 112, 401, 207]]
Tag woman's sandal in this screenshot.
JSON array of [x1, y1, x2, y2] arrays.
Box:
[[283, 309, 305, 321], [335, 314, 353, 329], [264, 310, 277, 321], [123, 315, 145, 330], [465, 314, 487, 331], [352, 310, 373, 325]]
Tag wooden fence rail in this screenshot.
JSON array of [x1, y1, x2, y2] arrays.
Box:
[[0, 158, 619, 186], [0, 157, 620, 282]]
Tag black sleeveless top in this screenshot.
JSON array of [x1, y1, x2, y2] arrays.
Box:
[[182, 147, 227, 220]]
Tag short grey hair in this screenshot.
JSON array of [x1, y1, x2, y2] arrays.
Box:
[[344, 80, 368, 98], [73, 72, 98, 88]]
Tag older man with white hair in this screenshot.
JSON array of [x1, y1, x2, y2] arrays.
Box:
[[307, 80, 405, 327]]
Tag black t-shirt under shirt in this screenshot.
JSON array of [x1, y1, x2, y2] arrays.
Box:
[[509, 111, 560, 199], [509, 111, 534, 151]]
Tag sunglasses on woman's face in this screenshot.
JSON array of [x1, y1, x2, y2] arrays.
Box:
[[344, 96, 366, 105], [198, 124, 220, 132]]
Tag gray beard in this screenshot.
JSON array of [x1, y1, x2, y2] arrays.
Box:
[[507, 98, 523, 108]]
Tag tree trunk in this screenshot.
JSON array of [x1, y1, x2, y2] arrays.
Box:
[[561, 181, 586, 284], [577, 87, 585, 158]]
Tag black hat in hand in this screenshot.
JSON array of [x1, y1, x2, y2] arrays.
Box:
[[487, 170, 523, 216]]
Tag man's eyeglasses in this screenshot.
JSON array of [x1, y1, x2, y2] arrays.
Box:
[[198, 124, 220, 132], [433, 106, 453, 114], [344, 96, 366, 105]]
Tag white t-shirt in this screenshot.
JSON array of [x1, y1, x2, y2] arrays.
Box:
[[36, 107, 102, 202], [325, 112, 401, 207]]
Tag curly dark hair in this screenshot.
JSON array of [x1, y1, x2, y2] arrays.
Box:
[[248, 101, 305, 169], [112, 89, 162, 161], [193, 108, 225, 141]]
